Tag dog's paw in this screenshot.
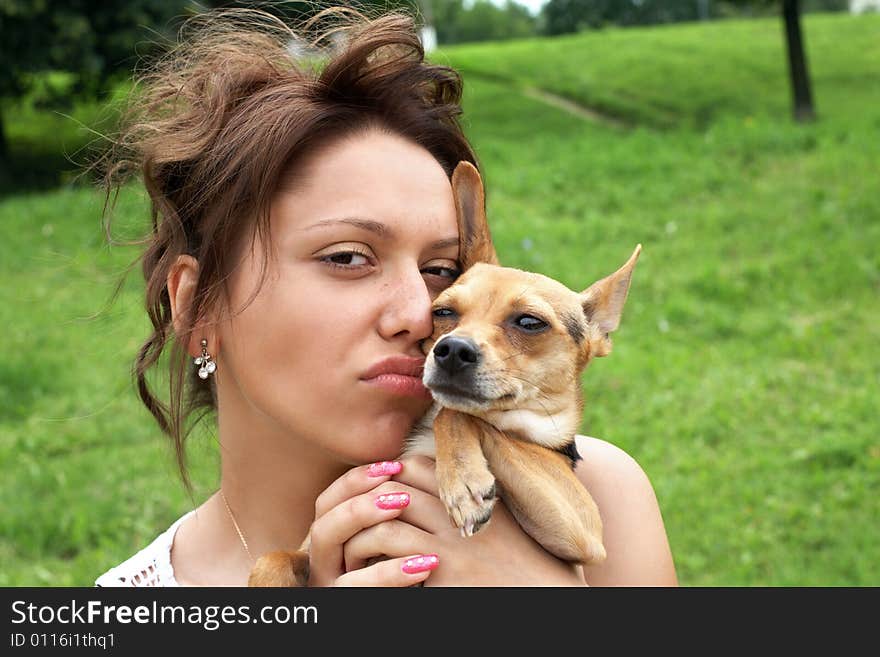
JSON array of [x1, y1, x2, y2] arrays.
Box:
[[437, 464, 497, 537]]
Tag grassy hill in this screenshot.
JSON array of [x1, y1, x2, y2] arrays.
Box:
[[1, 12, 878, 586], [443, 12, 880, 129]]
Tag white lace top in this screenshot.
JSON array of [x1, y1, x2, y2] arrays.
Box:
[[94, 511, 194, 587]]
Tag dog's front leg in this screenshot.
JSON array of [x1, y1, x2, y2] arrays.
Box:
[[433, 407, 497, 536], [479, 429, 606, 566]]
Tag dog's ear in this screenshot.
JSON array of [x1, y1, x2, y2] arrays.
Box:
[[580, 245, 641, 357], [452, 161, 499, 269]]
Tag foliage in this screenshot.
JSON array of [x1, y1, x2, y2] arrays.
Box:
[[0, 0, 193, 101], [543, 0, 706, 34], [429, 0, 538, 44], [541, 0, 851, 35], [0, 0, 194, 163]]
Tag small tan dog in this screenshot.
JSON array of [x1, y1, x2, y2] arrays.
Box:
[[249, 162, 640, 585]]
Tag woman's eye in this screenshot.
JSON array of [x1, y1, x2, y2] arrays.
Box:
[[422, 266, 460, 280], [321, 250, 370, 269], [514, 315, 549, 332]]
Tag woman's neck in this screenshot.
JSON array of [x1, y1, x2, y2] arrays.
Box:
[[171, 410, 350, 586], [217, 424, 349, 557]]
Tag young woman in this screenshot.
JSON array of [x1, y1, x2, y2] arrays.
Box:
[[95, 6, 677, 587]]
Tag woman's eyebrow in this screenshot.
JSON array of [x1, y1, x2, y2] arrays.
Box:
[[304, 217, 459, 253], [428, 236, 460, 252], [304, 217, 389, 236]]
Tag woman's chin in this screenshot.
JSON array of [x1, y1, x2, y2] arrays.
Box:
[[355, 413, 421, 462], [319, 406, 427, 465]]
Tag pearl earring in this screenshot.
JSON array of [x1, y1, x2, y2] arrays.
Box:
[[194, 339, 216, 379]]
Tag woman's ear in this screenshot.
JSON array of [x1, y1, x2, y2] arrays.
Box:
[[167, 255, 215, 357]]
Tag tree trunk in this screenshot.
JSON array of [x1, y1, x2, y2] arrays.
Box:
[[0, 106, 10, 184], [0, 105, 8, 162], [698, 0, 710, 21], [782, 0, 816, 122]]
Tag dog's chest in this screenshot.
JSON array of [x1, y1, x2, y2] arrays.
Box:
[[401, 401, 577, 458], [401, 403, 439, 459]]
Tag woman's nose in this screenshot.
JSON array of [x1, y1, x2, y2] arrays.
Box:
[[377, 265, 435, 342]]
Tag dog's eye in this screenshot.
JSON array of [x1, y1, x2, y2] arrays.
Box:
[[433, 308, 457, 318], [515, 315, 548, 332]]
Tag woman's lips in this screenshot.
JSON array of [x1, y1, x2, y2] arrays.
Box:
[[360, 355, 431, 399], [362, 373, 433, 400]]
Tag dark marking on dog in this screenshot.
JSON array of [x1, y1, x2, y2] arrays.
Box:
[[474, 507, 494, 530], [557, 439, 582, 468], [561, 311, 585, 344]]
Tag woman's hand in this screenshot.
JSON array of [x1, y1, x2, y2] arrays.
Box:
[[306, 460, 442, 586], [335, 456, 586, 586], [390, 456, 587, 586]]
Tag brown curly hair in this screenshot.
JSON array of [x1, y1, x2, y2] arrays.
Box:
[[99, 5, 479, 492]]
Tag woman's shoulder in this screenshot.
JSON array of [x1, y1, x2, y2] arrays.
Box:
[[573, 434, 678, 586], [94, 510, 194, 587], [572, 433, 664, 516], [573, 434, 658, 494]]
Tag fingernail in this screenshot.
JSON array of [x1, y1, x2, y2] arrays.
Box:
[[375, 492, 410, 510], [402, 554, 440, 574], [367, 461, 403, 477]]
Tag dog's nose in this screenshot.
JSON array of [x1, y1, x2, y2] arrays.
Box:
[[433, 336, 479, 375]]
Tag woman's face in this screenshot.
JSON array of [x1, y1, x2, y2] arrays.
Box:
[[217, 128, 460, 464]]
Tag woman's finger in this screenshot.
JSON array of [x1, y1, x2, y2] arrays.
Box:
[[334, 553, 440, 587], [394, 486, 450, 534], [392, 455, 439, 496], [314, 460, 404, 518], [308, 482, 415, 585], [342, 519, 434, 573]]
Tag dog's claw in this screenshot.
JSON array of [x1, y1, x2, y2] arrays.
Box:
[[438, 465, 497, 537], [471, 482, 495, 506]]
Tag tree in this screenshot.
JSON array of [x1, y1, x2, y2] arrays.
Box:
[[728, 0, 817, 121], [781, 0, 816, 121], [542, 0, 703, 34], [0, 0, 192, 164]]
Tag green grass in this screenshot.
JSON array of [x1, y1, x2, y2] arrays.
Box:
[[2, 12, 878, 586]]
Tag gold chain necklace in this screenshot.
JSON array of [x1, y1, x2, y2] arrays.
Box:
[[220, 489, 254, 563]]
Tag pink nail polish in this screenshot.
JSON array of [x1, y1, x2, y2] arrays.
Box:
[[402, 554, 440, 574], [367, 461, 403, 477], [375, 492, 410, 510]]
